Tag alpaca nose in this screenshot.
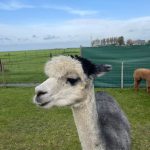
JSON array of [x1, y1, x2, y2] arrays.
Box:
[[35, 91, 47, 103], [37, 91, 47, 97], [105, 65, 112, 71]]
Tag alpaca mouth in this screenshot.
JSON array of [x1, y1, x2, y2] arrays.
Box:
[[39, 101, 50, 107]]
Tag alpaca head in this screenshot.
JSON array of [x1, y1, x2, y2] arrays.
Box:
[[33, 55, 111, 108]]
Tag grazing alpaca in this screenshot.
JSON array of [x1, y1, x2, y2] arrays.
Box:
[[33, 55, 131, 150], [133, 68, 150, 93]]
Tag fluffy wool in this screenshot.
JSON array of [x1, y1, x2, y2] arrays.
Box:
[[33, 55, 130, 150], [45, 56, 87, 81], [133, 68, 150, 93]]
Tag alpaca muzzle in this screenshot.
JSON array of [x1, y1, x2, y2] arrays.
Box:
[[97, 64, 112, 72]]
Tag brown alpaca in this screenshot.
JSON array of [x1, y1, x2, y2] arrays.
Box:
[[133, 68, 150, 93]]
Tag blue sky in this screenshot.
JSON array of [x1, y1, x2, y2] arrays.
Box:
[[0, 0, 150, 51]]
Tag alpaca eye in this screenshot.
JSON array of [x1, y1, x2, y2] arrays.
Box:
[[66, 78, 80, 86]]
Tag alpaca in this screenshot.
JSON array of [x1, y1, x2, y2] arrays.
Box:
[[133, 68, 150, 93], [33, 55, 131, 150]]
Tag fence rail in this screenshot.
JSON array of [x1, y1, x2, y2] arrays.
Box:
[[1, 46, 150, 88], [0, 48, 79, 86]]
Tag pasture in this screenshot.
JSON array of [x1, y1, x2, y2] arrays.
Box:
[[0, 48, 150, 150], [0, 87, 149, 150], [0, 48, 79, 83]]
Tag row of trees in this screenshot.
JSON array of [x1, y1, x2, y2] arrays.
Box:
[[91, 36, 150, 47], [91, 36, 125, 47]]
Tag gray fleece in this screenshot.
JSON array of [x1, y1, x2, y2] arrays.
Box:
[[96, 91, 131, 150]]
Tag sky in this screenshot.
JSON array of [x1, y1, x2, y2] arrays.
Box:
[[0, 0, 150, 51]]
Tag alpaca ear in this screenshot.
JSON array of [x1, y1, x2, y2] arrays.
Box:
[[95, 64, 112, 77]]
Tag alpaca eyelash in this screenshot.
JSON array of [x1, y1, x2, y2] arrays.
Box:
[[66, 77, 80, 86]]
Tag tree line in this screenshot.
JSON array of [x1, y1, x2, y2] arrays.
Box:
[[91, 36, 125, 46], [91, 36, 150, 47]]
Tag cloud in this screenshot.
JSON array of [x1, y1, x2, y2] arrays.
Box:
[[43, 5, 99, 16], [0, 37, 11, 41], [43, 35, 60, 40], [65, 16, 150, 40], [32, 35, 38, 38], [0, 0, 34, 10], [17, 38, 29, 41], [0, 1, 98, 16], [0, 16, 150, 50]]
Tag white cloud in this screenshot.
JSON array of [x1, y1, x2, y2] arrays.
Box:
[[43, 5, 99, 16], [0, 1, 98, 17], [0, 16, 150, 51], [0, 0, 34, 10], [65, 16, 150, 40]]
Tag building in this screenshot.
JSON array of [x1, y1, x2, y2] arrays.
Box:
[[133, 40, 146, 45]]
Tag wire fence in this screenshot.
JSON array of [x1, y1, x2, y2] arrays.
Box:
[[1, 46, 150, 88], [81, 46, 150, 88], [0, 48, 79, 86]]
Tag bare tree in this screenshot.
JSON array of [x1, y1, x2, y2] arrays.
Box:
[[110, 37, 113, 44], [113, 37, 118, 45], [106, 38, 110, 45], [103, 38, 106, 45], [127, 39, 134, 45]]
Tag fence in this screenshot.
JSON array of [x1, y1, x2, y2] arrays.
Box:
[[81, 45, 150, 88], [0, 48, 79, 85], [1, 46, 150, 88]]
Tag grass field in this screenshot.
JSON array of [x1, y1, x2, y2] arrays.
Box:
[[0, 48, 79, 83], [0, 48, 150, 149], [0, 87, 149, 150]]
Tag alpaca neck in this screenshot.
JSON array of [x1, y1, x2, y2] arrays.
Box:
[[72, 85, 105, 150]]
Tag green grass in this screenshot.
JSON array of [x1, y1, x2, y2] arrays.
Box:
[[0, 48, 80, 83], [0, 87, 149, 150]]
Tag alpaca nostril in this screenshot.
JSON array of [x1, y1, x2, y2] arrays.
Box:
[[37, 91, 47, 97], [105, 65, 112, 71]]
